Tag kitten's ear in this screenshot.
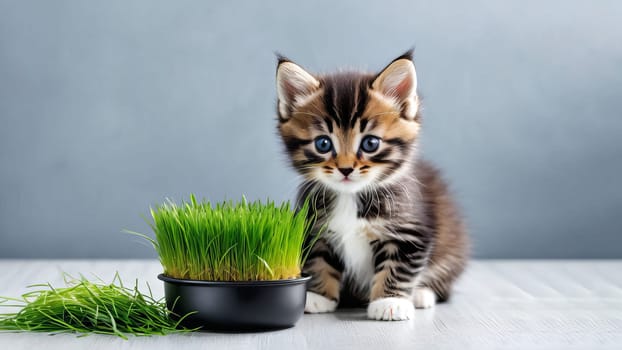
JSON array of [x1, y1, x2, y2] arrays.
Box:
[[371, 50, 419, 120], [276, 56, 320, 120]]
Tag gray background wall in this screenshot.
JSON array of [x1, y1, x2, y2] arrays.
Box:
[[1, 0, 621, 259]]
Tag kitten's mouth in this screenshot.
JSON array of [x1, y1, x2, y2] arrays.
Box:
[[325, 176, 367, 193]]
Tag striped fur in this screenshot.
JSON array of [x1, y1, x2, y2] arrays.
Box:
[[276, 51, 468, 318]]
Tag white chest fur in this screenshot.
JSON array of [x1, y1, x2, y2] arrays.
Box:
[[325, 194, 375, 293]]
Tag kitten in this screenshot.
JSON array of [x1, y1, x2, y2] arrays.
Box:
[[275, 51, 468, 321]]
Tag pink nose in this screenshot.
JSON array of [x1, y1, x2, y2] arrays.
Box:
[[338, 168, 354, 177]]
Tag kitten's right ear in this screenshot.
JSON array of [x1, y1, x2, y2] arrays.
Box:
[[276, 56, 320, 120], [372, 50, 419, 120]]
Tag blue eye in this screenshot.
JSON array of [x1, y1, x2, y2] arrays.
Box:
[[360, 136, 380, 153], [314, 136, 332, 154]]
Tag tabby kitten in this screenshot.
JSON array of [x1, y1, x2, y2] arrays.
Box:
[[276, 51, 468, 321]]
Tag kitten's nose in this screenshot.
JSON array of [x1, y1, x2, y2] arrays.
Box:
[[338, 168, 354, 177]]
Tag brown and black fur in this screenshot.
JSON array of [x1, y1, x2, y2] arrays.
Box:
[[276, 50, 469, 312]]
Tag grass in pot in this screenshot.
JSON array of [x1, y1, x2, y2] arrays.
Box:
[[136, 195, 314, 331]]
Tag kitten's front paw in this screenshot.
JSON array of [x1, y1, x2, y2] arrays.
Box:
[[413, 287, 437, 309], [367, 297, 414, 321], [305, 292, 338, 313]]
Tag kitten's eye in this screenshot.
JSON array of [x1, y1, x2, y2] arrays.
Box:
[[314, 136, 332, 154], [360, 136, 380, 153]]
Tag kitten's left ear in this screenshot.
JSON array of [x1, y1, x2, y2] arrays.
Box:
[[372, 50, 419, 120]]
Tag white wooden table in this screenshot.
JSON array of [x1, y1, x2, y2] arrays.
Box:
[[0, 260, 620, 350]]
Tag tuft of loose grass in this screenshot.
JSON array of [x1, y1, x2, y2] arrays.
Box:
[[0, 273, 196, 339], [132, 195, 313, 281]]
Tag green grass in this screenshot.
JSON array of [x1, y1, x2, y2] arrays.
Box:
[[0, 196, 314, 338], [0, 273, 196, 339], [133, 195, 314, 281]]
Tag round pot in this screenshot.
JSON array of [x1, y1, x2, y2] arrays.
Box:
[[158, 274, 310, 331]]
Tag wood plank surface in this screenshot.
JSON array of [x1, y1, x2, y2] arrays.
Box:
[[1, 260, 620, 349]]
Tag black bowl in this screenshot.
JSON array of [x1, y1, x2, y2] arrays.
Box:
[[158, 274, 310, 331]]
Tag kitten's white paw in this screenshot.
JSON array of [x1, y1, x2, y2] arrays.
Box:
[[367, 297, 414, 321], [305, 292, 338, 313], [413, 287, 437, 309]]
